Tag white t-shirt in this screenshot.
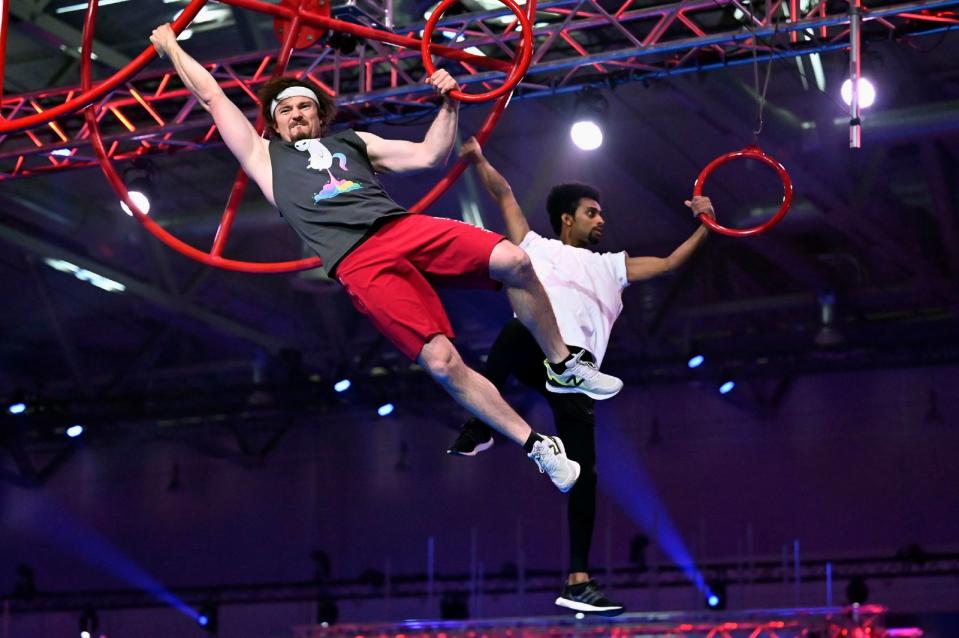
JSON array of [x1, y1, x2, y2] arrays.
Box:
[[520, 231, 629, 366]]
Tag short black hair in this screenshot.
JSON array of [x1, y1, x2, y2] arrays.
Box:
[[546, 183, 601, 234], [257, 76, 336, 136]]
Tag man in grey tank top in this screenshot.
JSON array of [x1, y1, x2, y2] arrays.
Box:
[[151, 24, 624, 492]]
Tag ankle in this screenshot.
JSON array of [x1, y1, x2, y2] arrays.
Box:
[[568, 573, 590, 586]]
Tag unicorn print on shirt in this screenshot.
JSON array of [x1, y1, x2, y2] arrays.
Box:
[[294, 138, 363, 203]]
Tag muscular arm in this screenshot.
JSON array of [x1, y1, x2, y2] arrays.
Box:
[[357, 99, 458, 174], [625, 196, 713, 282], [355, 70, 460, 173], [460, 138, 529, 244], [150, 25, 272, 201]]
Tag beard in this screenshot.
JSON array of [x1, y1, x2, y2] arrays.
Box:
[[587, 228, 603, 245]]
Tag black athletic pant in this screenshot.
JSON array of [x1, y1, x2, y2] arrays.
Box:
[[482, 319, 597, 575]]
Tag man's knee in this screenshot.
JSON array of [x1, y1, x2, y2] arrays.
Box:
[[419, 336, 466, 385], [491, 243, 534, 285]]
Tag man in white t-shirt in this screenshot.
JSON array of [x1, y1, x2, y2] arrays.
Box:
[[448, 137, 714, 616]]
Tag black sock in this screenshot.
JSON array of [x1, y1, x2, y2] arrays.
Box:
[[523, 431, 543, 453], [548, 347, 581, 374]]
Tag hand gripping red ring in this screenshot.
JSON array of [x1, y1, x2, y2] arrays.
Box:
[[692, 146, 794, 238], [421, 0, 533, 103]]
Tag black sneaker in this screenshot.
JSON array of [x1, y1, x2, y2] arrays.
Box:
[[555, 580, 625, 616], [446, 419, 494, 456]]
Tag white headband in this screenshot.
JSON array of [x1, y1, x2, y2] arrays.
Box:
[[270, 86, 320, 119]]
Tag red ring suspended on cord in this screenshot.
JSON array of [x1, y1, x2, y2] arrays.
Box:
[[421, 0, 533, 103], [692, 145, 793, 237]]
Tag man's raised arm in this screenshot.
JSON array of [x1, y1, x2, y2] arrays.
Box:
[[625, 196, 713, 282], [356, 70, 460, 174], [150, 25, 270, 198], [458, 137, 530, 245]]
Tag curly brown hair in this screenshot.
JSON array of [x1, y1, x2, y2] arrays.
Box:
[[256, 76, 337, 136]]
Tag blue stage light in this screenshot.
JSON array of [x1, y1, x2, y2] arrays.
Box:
[[377, 403, 394, 417], [334, 379, 351, 393], [687, 354, 705, 368], [719, 380, 735, 395], [707, 594, 720, 607], [8, 402, 26, 415], [197, 614, 209, 627]]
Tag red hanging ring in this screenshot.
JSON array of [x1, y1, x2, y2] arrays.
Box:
[[692, 146, 793, 238], [421, 0, 533, 103]]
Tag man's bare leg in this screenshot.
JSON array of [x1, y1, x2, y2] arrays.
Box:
[[487, 241, 569, 364], [418, 335, 531, 444]]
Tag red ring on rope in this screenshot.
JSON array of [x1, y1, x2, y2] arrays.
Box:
[[692, 145, 793, 238], [421, 0, 532, 103]]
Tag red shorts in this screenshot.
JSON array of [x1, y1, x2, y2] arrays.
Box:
[[336, 215, 505, 360]]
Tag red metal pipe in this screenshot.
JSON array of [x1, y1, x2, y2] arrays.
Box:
[[80, 0, 321, 273], [0, 0, 9, 108], [211, 0, 306, 258], [0, 0, 208, 135]]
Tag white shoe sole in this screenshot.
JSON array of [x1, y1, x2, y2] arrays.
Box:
[[555, 596, 625, 615], [447, 437, 494, 457], [556, 459, 581, 492], [545, 380, 623, 401]]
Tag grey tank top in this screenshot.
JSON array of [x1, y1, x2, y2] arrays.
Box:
[[269, 129, 409, 274]]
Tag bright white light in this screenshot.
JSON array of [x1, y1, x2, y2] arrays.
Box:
[[120, 190, 151, 216], [707, 594, 720, 607], [334, 379, 351, 393], [57, 0, 129, 14], [377, 403, 394, 417], [570, 120, 603, 151], [44, 258, 126, 293], [8, 403, 26, 415], [81, 631, 92, 638], [840, 77, 876, 109], [687, 355, 705, 369], [575, 612, 585, 620], [50, 148, 74, 157], [719, 381, 736, 395], [66, 425, 84, 438]]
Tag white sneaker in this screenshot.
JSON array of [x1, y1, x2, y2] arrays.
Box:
[[544, 350, 623, 400], [527, 435, 580, 492]]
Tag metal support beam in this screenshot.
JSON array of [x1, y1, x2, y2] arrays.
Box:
[[0, 221, 292, 354], [10, 1, 132, 71]]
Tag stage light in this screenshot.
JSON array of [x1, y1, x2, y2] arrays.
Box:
[[687, 354, 705, 368], [570, 120, 603, 151], [66, 425, 84, 438], [334, 379, 351, 393], [8, 402, 26, 415], [120, 189, 151, 216], [377, 403, 395, 417], [705, 581, 727, 609], [841, 77, 876, 108], [120, 161, 156, 216], [196, 603, 218, 633], [79, 607, 98, 638], [570, 88, 608, 151], [719, 380, 736, 395]]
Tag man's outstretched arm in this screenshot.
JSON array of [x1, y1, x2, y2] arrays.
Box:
[[150, 25, 271, 198], [356, 71, 460, 174], [625, 196, 713, 282], [459, 136, 530, 245]]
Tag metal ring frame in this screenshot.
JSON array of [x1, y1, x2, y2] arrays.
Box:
[[4, 0, 533, 272], [692, 145, 794, 237]]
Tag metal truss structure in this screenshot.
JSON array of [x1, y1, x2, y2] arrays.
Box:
[[3, 553, 955, 612], [292, 607, 887, 638], [1, 0, 958, 180]]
